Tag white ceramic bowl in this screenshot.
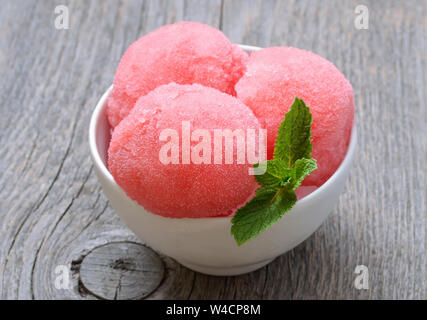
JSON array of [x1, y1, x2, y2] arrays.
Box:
[[89, 45, 357, 276]]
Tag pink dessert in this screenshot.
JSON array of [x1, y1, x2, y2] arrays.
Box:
[[295, 186, 318, 200], [108, 83, 260, 218], [106, 22, 249, 128], [235, 47, 354, 186]]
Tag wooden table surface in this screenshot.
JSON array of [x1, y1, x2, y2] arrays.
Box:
[[0, 0, 425, 300]]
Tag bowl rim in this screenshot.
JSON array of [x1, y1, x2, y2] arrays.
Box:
[[89, 44, 357, 221]]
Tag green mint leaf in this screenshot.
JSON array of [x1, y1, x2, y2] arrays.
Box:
[[253, 159, 294, 188], [231, 187, 297, 246], [231, 97, 317, 246], [290, 158, 317, 190], [273, 97, 313, 167]]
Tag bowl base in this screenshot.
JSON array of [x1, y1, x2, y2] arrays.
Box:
[[176, 258, 275, 276]]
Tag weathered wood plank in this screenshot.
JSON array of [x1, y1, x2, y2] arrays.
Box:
[[0, 0, 425, 299], [79, 242, 164, 300]]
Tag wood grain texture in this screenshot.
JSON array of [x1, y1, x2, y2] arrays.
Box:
[[79, 242, 164, 300], [0, 0, 425, 300]]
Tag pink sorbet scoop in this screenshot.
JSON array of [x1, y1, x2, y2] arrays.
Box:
[[108, 83, 260, 218], [235, 47, 355, 186], [106, 22, 248, 128]]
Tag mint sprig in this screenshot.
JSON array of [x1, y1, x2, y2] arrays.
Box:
[[274, 97, 313, 167], [231, 97, 317, 246]]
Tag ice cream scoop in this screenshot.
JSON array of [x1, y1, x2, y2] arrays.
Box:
[[106, 21, 249, 128], [236, 47, 355, 186]]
